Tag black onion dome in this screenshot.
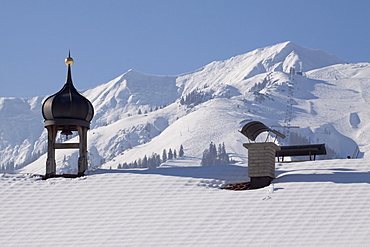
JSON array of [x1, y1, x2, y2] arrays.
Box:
[[42, 55, 94, 128]]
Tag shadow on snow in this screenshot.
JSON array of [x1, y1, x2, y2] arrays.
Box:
[[90, 165, 369, 185], [90, 164, 249, 181], [275, 169, 370, 184]]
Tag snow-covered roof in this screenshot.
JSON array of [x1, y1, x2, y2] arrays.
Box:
[[1, 158, 370, 246]]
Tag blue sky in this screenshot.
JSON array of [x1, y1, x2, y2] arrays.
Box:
[[1, 0, 369, 97]]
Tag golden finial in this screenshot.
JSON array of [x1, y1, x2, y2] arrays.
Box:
[[65, 50, 74, 66]]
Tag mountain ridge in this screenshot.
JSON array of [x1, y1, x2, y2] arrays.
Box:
[[0, 41, 365, 173]]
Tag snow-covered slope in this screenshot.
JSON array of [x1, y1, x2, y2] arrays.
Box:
[[1, 159, 370, 246], [2, 41, 367, 174], [84, 69, 180, 127], [0, 96, 46, 169]]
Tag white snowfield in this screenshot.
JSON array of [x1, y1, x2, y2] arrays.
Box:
[[1, 158, 370, 246]]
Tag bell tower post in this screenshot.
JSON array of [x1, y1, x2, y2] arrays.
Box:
[[45, 125, 57, 178]]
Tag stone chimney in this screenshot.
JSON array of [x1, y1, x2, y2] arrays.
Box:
[[243, 142, 280, 189], [240, 121, 284, 189]]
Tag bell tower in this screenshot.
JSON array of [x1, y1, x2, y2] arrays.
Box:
[[42, 52, 94, 179]]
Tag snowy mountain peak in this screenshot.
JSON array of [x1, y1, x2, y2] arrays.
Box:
[[271, 40, 305, 51], [175, 41, 346, 97], [247, 40, 345, 75]]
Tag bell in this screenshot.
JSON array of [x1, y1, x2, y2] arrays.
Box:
[[61, 125, 73, 139]]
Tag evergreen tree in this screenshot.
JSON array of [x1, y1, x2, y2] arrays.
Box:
[[179, 145, 184, 157], [147, 154, 154, 169], [148, 153, 161, 168], [142, 155, 148, 168], [222, 142, 226, 154], [133, 160, 138, 168], [218, 142, 230, 164], [162, 149, 167, 162], [209, 142, 217, 165], [221, 142, 230, 164], [174, 150, 177, 159], [201, 142, 231, 166], [156, 154, 162, 167], [201, 148, 211, 166], [168, 148, 173, 160], [218, 144, 223, 155]]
